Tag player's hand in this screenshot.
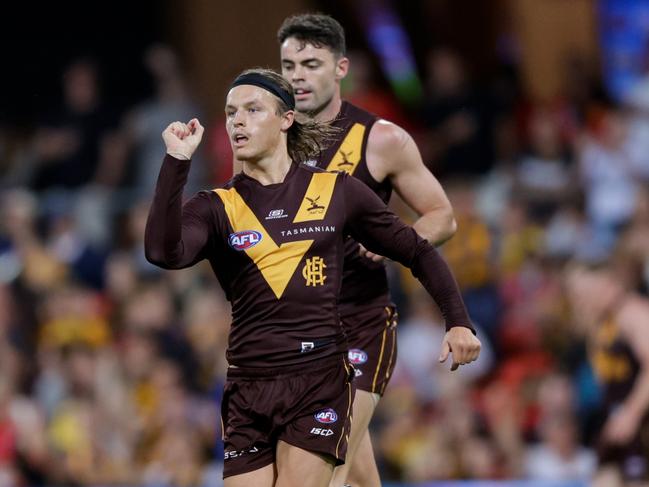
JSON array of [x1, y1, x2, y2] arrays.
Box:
[[602, 406, 641, 445], [438, 327, 481, 371], [162, 118, 204, 160], [358, 243, 385, 263]]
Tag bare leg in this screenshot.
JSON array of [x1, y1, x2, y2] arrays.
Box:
[[592, 466, 623, 487], [276, 440, 335, 487], [346, 429, 381, 487], [330, 390, 380, 487], [224, 463, 276, 487]]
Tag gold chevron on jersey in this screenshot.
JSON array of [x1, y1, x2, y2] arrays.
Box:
[[325, 123, 366, 175], [214, 187, 313, 299], [293, 171, 338, 223]]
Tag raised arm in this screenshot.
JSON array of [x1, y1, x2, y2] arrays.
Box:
[[343, 174, 480, 369], [144, 119, 212, 269]]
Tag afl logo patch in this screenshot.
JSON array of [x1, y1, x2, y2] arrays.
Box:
[[314, 408, 338, 424], [228, 231, 262, 251], [348, 349, 368, 365]]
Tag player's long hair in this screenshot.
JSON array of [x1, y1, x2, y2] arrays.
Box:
[[237, 68, 339, 163]]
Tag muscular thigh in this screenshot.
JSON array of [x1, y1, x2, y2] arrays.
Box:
[[276, 440, 335, 487]]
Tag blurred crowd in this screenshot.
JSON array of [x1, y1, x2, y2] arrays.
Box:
[[0, 36, 648, 486]]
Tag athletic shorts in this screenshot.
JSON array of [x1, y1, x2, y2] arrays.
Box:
[[221, 354, 355, 478], [598, 416, 649, 481], [343, 305, 398, 396]]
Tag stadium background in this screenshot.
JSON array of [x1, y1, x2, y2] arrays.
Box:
[[2, 0, 649, 485]]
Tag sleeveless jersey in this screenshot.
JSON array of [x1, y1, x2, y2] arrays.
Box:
[[590, 317, 640, 409], [313, 101, 393, 317]]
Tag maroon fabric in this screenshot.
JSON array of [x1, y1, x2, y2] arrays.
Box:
[[591, 317, 647, 480], [344, 306, 398, 395], [597, 419, 649, 481], [314, 101, 393, 315], [221, 355, 354, 478], [145, 156, 472, 368]]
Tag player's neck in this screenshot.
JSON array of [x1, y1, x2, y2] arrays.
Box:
[[241, 148, 293, 186], [306, 93, 343, 123]]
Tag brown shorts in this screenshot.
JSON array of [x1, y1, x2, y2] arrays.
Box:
[[343, 306, 398, 396], [598, 415, 649, 481], [221, 354, 355, 478]]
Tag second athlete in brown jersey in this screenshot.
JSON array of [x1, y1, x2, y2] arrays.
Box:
[[277, 14, 478, 487]]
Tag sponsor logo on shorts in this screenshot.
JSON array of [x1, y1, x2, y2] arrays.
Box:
[[228, 231, 262, 251], [224, 446, 259, 460], [314, 408, 338, 424], [310, 427, 335, 436], [348, 348, 368, 365], [355, 368, 363, 377]]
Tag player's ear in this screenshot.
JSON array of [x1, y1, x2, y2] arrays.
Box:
[[335, 56, 349, 81], [280, 109, 295, 132]]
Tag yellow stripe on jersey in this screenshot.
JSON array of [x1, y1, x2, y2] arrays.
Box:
[[293, 172, 338, 223], [215, 187, 313, 299], [325, 123, 366, 175]]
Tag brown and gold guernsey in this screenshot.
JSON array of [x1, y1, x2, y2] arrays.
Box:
[[145, 155, 471, 369], [312, 101, 393, 318], [590, 317, 640, 409]]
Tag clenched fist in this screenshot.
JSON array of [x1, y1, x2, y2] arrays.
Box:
[[162, 118, 205, 160]]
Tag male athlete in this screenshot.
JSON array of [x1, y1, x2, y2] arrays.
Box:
[[566, 262, 649, 487], [146, 68, 480, 486], [276, 14, 474, 486]]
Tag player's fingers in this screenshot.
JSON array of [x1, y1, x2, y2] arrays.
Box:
[[195, 119, 205, 134], [181, 123, 191, 137], [451, 361, 460, 371], [450, 341, 468, 362], [171, 121, 183, 137], [469, 346, 481, 362], [190, 119, 205, 140], [469, 339, 482, 362], [438, 340, 450, 363]]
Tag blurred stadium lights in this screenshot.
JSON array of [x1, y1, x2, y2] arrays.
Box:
[[353, 0, 424, 107], [598, 0, 649, 101]]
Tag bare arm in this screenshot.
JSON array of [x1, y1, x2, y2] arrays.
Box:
[[602, 297, 649, 444], [343, 174, 480, 369], [366, 121, 456, 246], [619, 298, 649, 416]]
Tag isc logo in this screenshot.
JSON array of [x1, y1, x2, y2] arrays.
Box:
[[348, 349, 368, 365], [229, 231, 262, 251], [310, 427, 334, 436], [314, 408, 338, 424]]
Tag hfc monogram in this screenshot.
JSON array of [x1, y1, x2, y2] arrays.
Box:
[[303, 256, 327, 286]]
